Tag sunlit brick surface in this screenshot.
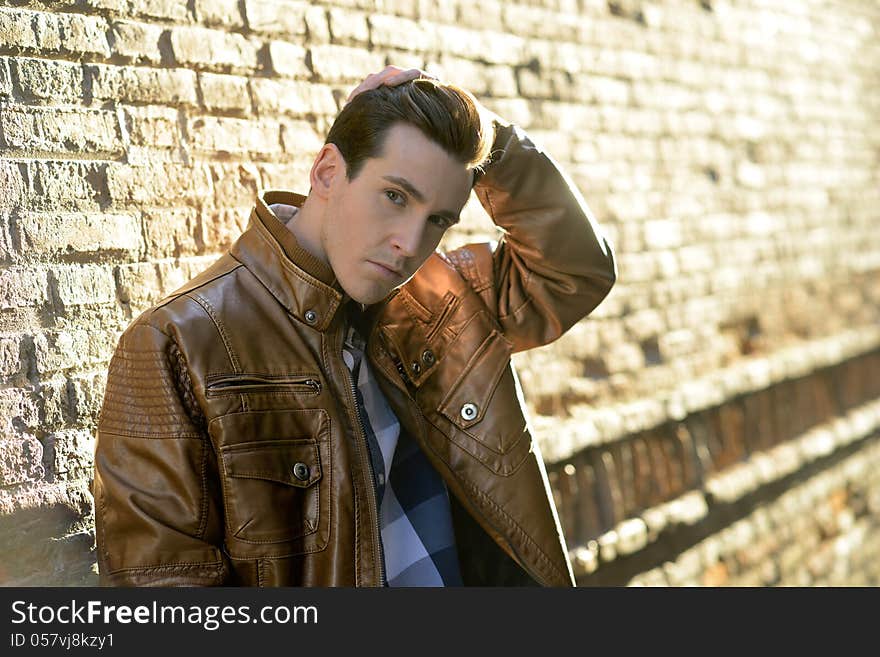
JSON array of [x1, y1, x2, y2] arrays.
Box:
[[0, 0, 878, 585]]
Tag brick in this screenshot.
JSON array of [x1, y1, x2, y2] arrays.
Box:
[[529, 100, 595, 131], [0, 160, 25, 209], [0, 335, 23, 380], [244, 0, 308, 35], [603, 342, 645, 374], [328, 8, 369, 44], [201, 205, 252, 253], [199, 73, 252, 112], [369, 14, 432, 51], [433, 25, 525, 65], [624, 309, 664, 341], [618, 252, 656, 282], [268, 41, 311, 79], [461, 0, 505, 27], [503, 4, 580, 40], [250, 78, 338, 117], [1, 212, 16, 264], [627, 567, 668, 587], [0, 8, 38, 50], [129, 0, 189, 21], [0, 437, 44, 486], [35, 11, 110, 58], [379, 50, 423, 72], [15, 211, 142, 259], [114, 262, 162, 311], [516, 67, 553, 99], [524, 40, 588, 75], [157, 259, 202, 295], [437, 56, 493, 97], [1, 106, 122, 156], [480, 98, 532, 128], [82, 0, 128, 10], [195, 0, 243, 28], [89, 322, 122, 363], [616, 517, 648, 555], [22, 161, 106, 212], [109, 20, 163, 64], [0, 267, 49, 310], [305, 5, 330, 43], [188, 116, 281, 155], [33, 329, 90, 374], [643, 219, 683, 249], [257, 162, 310, 193], [416, 0, 456, 23], [13, 58, 82, 102], [206, 162, 262, 207], [0, 57, 11, 98], [66, 371, 108, 427], [122, 105, 179, 147], [105, 161, 211, 205], [736, 161, 766, 189], [279, 119, 322, 154], [142, 206, 200, 258], [170, 26, 259, 72], [45, 429, 94, 482], [308, 44, 384, 83], [51, 265, 117, 310], [0, 388, 40, 439], [87, 64, 198, 105], [677, 245, 715, 273]]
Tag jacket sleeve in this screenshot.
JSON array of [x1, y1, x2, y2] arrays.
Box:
[[93, 320, 229, 586], [446, 116, 617, 353]]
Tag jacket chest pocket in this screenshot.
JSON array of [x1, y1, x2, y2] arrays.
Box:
[[422, 321, 532, 477], [212, 409, 331, 553]]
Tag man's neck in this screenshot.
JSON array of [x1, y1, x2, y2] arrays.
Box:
[[276, 195, 328, 267]]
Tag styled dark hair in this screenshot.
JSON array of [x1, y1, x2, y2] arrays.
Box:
[[324, 78, 494, 181]]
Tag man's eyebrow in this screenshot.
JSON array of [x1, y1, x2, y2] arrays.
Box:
[[382, 175, 460, 223]]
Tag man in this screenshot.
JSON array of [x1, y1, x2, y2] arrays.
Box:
[[93, 66, 617, 586]]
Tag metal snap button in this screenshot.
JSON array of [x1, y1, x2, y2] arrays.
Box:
[[460, 403, 478, 421], [411, 361, 421, 375], [292, 462, 310, 481], [304, 310, 318, 325], [421, 349, 435, 366]]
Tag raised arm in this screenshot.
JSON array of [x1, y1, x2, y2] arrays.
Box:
[[450, 113, 617, 352]]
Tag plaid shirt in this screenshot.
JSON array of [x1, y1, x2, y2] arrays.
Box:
[[342, 320, 463, 587]]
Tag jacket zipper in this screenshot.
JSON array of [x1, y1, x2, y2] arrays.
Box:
[[341, 331, 387, 587], [205, 375, 321, 396], [378, 346, 554, 587]]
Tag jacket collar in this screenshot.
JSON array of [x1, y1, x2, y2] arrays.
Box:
[[229, 190, 347, 333]]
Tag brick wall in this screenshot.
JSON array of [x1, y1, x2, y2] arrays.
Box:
[[0, 0, 877, 585]]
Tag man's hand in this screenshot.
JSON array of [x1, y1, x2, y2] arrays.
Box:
[[345, 65, 438, 103]]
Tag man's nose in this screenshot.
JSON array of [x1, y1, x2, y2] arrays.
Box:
[[390, 216, 427, 258]]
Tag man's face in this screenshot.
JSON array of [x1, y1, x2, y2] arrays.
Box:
[[320, 123, 474, 305]]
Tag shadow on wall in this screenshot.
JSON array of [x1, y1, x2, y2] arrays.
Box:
[[0, 497, 96, 586]]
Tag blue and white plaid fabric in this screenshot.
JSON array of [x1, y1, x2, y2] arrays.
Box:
[[342, 321, 463, 587]]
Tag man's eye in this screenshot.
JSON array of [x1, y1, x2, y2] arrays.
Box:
[[429, 216, 452, 229], [385, 190, 405, 205]]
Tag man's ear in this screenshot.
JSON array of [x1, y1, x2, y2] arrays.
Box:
[[309, 143, 347, 200]]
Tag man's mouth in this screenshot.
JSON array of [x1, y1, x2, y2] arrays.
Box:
[[367, 260, 402, 278]]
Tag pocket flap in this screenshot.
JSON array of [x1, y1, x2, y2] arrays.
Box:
[[438, 330, 511, 430], [221, 440, 321, 488]]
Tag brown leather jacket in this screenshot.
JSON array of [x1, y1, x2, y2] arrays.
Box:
[[93, 121, 617, 586]]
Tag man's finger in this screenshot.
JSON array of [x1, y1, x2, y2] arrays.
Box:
[[346, 66, 438, 103]]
